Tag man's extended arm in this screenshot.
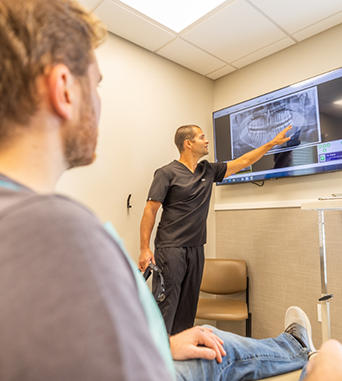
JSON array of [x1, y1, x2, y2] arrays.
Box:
[[224, 125, 292, 179], [138, 200, 161, 271]]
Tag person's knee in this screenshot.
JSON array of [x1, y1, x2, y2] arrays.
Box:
[[305, 339, 342, 381]]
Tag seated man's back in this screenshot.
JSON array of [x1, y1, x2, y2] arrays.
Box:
[[0, 176, 174, 381]]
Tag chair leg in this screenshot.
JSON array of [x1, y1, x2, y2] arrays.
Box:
[[246, 313, 252, 337]]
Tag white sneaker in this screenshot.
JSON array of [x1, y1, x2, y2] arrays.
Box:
[[284, 306, 316, 352]]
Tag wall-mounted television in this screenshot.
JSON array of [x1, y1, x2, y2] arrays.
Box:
[[213, 66, 342, 185]]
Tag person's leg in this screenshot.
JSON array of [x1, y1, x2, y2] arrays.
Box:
[[175, 307, 314, 381], [153, 247, 187, 335], [175, 329, 308, 381], [171, 246, 204, 335]]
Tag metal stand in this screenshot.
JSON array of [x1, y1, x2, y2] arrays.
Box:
[[317, 210, 332, 341], [301, 200, 342, 342]]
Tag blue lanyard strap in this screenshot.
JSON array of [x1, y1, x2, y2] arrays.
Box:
[[0, 180, 20, 192]]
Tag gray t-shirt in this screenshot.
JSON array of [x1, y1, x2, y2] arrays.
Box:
[[147, 160, 227, 248], [0, 175, 174, 381]]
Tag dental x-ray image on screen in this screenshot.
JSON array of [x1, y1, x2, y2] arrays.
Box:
[[213, 66, 342, 185], [230, 87, 321, 158]]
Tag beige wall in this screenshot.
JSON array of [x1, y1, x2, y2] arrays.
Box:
[[56, 32, 215, 263]]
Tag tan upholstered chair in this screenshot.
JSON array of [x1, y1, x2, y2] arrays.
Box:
[[196, 259, 252, 337]]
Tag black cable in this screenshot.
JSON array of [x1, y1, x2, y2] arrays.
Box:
[[251, 180, 264, 187]]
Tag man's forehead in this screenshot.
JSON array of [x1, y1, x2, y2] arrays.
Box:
[[194, 128, 204, 136]]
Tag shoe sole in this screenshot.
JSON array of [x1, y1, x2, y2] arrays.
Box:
[[286, 306, 316, 352]]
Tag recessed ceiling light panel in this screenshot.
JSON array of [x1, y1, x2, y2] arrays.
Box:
[[118, 0, 228, 32]]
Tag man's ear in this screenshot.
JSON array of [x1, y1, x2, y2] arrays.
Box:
[[47, 64, 78, 120], [184, 139, 192, 149]]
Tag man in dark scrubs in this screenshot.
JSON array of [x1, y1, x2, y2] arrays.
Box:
[[138, 124, 291, 335]]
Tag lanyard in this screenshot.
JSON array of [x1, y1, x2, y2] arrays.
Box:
[[0, 180, 20, 192]]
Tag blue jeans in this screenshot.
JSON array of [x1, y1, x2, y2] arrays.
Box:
[[174, 326, 308, 381]]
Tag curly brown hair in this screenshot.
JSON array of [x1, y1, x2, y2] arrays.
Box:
[[0, 0, 106, 134]]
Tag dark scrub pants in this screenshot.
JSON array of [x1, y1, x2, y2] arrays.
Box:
[[152, 246, 205, 335]]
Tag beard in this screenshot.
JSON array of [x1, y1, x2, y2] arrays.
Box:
[[62, 78, 98, 170]]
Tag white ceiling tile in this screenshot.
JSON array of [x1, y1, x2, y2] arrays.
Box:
[[206, 65, 236, 80], [181, 0, 287, 64], [85, 0, 342, 80], [293, 11, 342, 41], [157, 38, 227, 76], [94, 0, 176, 52], [249, 0, 342, 34], [232, 37, 295, 68], [78, 0, 102, 11]]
